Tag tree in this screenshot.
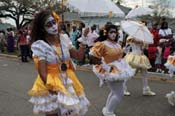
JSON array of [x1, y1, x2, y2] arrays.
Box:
[[0, 0, 62, 30], [0, 0, 34, 29], [0, 19, 2, 24], [138, 0, 172, 24], [151, 0, 171, 16]]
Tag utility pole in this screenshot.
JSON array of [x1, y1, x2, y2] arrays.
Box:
[[61, 0, 64, 24]]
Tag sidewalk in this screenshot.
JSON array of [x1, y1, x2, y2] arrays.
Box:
[[0, 53, 18, 59], [0, 53, 174, 81]]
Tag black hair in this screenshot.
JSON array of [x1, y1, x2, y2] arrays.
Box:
[[160, 21, 168, 29], [141, 20, 147, 26], [105, 24, 118, 34], [106, 22, 112, 25], [80, 22, 85, 28], [91, 24, 96, 32], [106, 24, 119, 42], [30, 10, 53, 43], [97, 24, 119, 42]]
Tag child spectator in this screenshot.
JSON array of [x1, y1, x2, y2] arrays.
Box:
[[155, 43, 163, 73]]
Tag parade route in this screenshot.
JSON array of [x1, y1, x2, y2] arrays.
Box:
[[0, 56, 175, 116], [1, 0, 175, 116]]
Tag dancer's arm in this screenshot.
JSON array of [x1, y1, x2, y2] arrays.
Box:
[[38, 60, 47, 84], [69, 43, 87, 61], [89, 55, 102, 65]]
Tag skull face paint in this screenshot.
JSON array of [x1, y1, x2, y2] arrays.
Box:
[[44, 16, 58, 35], [108, 29, 117, 40]]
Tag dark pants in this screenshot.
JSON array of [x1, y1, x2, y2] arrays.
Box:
[[149, 59, 156, 72], [143, 49, 148, 57], [0, 43, 5, 52], [162, 58, 168, 73], [20, 45, 29, 62]]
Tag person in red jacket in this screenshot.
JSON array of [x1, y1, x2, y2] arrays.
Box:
[[148, 22, 159, 71]]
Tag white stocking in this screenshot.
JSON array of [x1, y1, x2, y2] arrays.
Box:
[[141, 69, 148, 89], [123, 79, 128, 92], [105, 81, 124, 112]]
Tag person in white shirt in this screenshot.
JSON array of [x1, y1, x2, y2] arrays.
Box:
[[159, 22, 172, 42], [77, 27, 90, 65], [86, 25, 99, 64], [159, 21, 173, 73], [87, 25, 99, 47]]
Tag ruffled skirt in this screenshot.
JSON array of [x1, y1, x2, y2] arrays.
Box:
[[124, 53, 151, 69], [28, 69, 90, 115], [29, 78, 90, 115], [93, 59, 135, 85]]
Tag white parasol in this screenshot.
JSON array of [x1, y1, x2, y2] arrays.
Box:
[[121, 20, 153, 44], [65, 0, 125, 17], [125, 6, 154, 19]]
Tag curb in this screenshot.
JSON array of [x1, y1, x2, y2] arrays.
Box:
[[0, 53, 174, 81], [0, 53, 93, 71], [0, 53, 18, 59]]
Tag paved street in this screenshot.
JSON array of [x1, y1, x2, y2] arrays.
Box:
[[0, 56, 175, 116]]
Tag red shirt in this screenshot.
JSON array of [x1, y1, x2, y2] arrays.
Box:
[[18, 35, 28, 45], [149, 29, 159, 46]]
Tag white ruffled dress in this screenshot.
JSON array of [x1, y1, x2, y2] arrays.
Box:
[[28, 35, 89, 115], [124, 42, 151, 69], [89, 40, 135, 86], [164, 55, 175, 76]]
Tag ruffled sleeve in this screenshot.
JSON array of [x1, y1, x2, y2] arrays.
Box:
[[89, 42, 105, 58], [60, 34, 74, 50], [31, 40, 48, 60]]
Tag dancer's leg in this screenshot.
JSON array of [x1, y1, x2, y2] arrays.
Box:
[[123, 79, 130, 96], [106, 92, 113, 107], [141, 69, 148, 89], [141, 69, 156, 96], [105, 81, 124, 112], [168, 69, 174, 78]]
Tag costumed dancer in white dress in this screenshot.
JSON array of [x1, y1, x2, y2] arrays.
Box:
[[89, 24, 135, 116], [164, 54, 175, 78], [28, 10, 89, 116], [164, 52, 175, 106], [123, 36, 156, 96]]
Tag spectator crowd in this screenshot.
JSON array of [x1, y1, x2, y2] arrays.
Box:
[[0, 17, 174, 74]]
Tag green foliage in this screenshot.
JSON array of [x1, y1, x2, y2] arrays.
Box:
[[0, 0, 63, 30]]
